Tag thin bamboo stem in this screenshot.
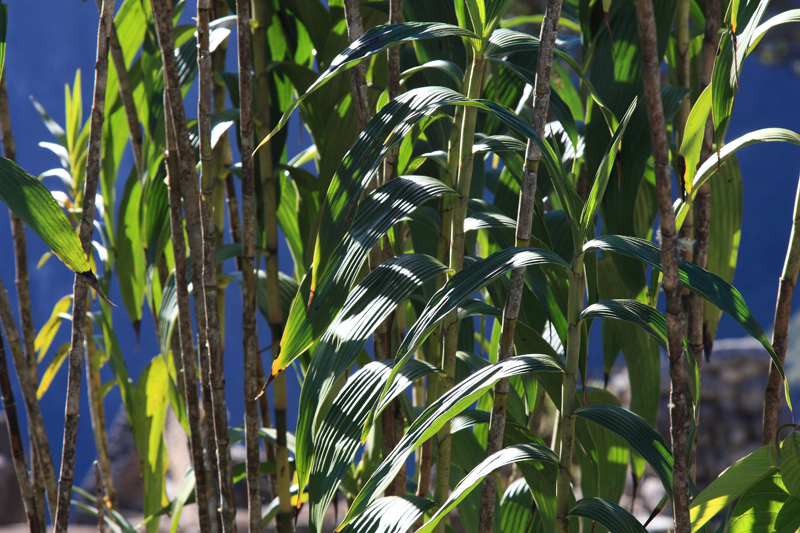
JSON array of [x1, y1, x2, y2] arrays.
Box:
[[94, 461, 105, 533], [0, 75, 56, 523], [54, 1, 114, 529], [675, 0, 693, 314], [635, 1, 690, 531], [687, 0, 720, 478], [435, 56, 484, 533], [0, 315, 41, 532], [164, 101, 213, 533], [235, 0, 265, 530], [554, 255, 584, 533], [152, 1, 237, 529], [478, 2, 563, 530], [250, 0, 288, 528], [84, 316, 117, 509], [763, 174, 800, 444], [197, 2, 223, 530], [342, 0, 371, 133]]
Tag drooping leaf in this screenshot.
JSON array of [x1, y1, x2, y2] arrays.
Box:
[[308, 359, 439, 532], [35, 294, 73, 362], [257, 22, 479, 151], [294, 253, 448, 505], [583, 234, 790, 409], [690, 445, 775, 532], [416, 444, 558, 533], [337, 496, 435, 533], [574, 403, 673, 500], [340, 355, 564, 529], [728, 473, 789, 533], [500, 478, 536, 533], [36, 342, 70, 399], [276, 176, 455, 373], [568, 498, 647, 533]]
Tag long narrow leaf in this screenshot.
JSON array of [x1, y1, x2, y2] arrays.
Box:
[[567, 498, 647, 533]]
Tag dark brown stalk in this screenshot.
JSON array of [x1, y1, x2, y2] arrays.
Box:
[[687, 0, 720, 478], [164, 101, 213, 533], [85, 316, 117, 509], [94, 461, 105, 533], [478, 3, 563, 531], [763, 175, 800, 443], [675, 0, 693, 313], [54, 1, 114, 529], [225, 175, 244, 270], [0, 316, 41, 532], [197, 2, 223, 530], [94, 0, 144, 179], [635, 1, 690, 532], [151, 1, 237, 529], [0, 76, 56, 522], [236, 0, 264, 530]]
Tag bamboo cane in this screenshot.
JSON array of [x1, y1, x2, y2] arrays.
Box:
[[54, 1, 114, 529], [635, 1, 690, 531]]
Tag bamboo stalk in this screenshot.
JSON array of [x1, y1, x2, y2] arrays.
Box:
[[164, 100, 213, 533], [687, 0, 720, 477], [94, 461, 105, 533], [478, 3, 563, 531], [84, 316, 117, 509], [0, 75, 56, 523], [151, 1, 238, 529], [435, 56, 484, 533], [343, 0, 371, 133], [415, 109, 464, 521], [635, 1, 690, 531], [235, 0, 265, 530], [54, 1, 114, 529], [675, 0, 693, 313], [0, 314, 41, 532], [763, 174, 800, 443], [197, 2, 224, 530], [553, 256, 584, 533]]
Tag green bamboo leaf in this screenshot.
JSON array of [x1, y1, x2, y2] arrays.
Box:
[[294, 253, 448, 507], [257, 22, 479, 151], [704, 156, 743, 348], [690, 445, 775, 532], [711, 0, 769, 137], [116, 169, 145, 329], [337, 496, 435, 533], [567, 498, 647, 533], [340, 355, 564, 529], [175, 15, 237, 87], [748, 9, 800, 55], [0, 158, 106, 289], [401, 60, 464, 89], [36, 342, 70, 399], [169, 468, 196, 533], [464, 0, 486, 39], [367, 247, 569, 437], [35, 294, 73, 362], [574, 403, 674, 500], [676, 128, 800, 227], [578, 98, 637, 243], [500, 478, 536, 533], [187, 108, 239, 150], [679, 85, 711, 193], [276, 176, 455, 373], [583, 234, 791, 410], [729, 473, 789, 533], [417, 444, 558, 533], [308, 359, 439, 532]]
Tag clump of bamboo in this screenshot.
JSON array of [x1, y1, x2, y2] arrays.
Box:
[[635, 1, 690, 532], [0, 311, 41, 532], [54, 0, 114, 529], [235, 0, 265, 530], [0, 75, 57, 523], [478, 2, 563, 531]]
